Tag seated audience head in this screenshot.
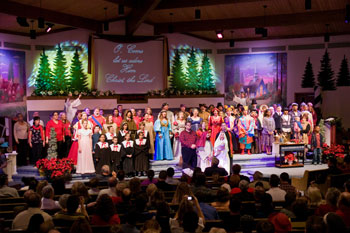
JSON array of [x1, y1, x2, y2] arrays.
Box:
[[221, 183, 231, 193], [211, 157, 219, 167], [158, 170, 167, 181], [108, 176, 117, 188], [101, 165, 110, 175], [166, 167, 175, 178], [229, 174, 240, 188], [96, 194, 116, 222], [71, 182, 89, 202], [147, 169, 155, 181], [27, 214, 44, 233], [232, 164, 242, 175], [216, 187, 230, 203], [253, 171, 263, 181], [110, 225, 123, 233], [42, 185, 55, 199], [305, 216, 326, 233], [325, 187, 341, 207], [58, 194, 70, 210], [269, 174, 280, 188], [268, 212, 292, 233], [256, 221, 275, 233], [240, 215, 254, 233], [239, 180, 249, 192], [116, 170, 125, 181], [67, 195, 80, 214], [177, 197, 195, 222], [209, 228, 227, 233], [182, 211, 199, 233], [135, 193, 148, 212], [69, 218, 92, 233], [284, 191, 296, 208], [324, 212, 347, 233], [36, 180, 49, 196], [337, 192, 350, 210], [141, 219, 161, 233], [173, 182, 192, 204], [27, 192, 41, 208], [116, 182, 128, 197], [279, 172, 290, 182], [194, 172, 206, 187], [52, 176, 66, 195], [129, 177, 141, 194], [122, 188, 131, 202], [306, 186, 322, 206], [146, 183, 157, 197], [88, 177, 99, 189], [23, 189, 35, 203], [229, 197, 241, 214], [292, 197, 309, 221]]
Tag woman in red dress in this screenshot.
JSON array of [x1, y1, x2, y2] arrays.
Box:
[[112, 108, 123, 131], [208, 108, 223, 146]]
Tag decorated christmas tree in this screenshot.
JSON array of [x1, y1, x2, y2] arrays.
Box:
[[336, 55, 350, 86], [69, 49, 88, 92], [34, 50, 53, 94], [301, 57, 315, 88], [169, 49, 186, 91], [47, 128, 57, 159], [185, 47, 199, 90], [317, 50, 336, 91], [199, 53, 215, 90], [52, 45, 69, 92]]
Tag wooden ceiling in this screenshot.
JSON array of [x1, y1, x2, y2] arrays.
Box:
[[1, 0, 350, 41]]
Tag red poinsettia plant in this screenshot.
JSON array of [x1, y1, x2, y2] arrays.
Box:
[[322, 143, 345, 160], [36, 158, 74, 179]]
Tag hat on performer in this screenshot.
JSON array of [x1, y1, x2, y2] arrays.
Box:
[[224, 105, 228, 109], [291, 102, 298, 107], [300, 102, 307, 107], [251, 99, 257, 105], [283, 107, 289, 112], [217, 102, 223, 108], [243, 106, 249, 111], [211, 107, 219, 113]]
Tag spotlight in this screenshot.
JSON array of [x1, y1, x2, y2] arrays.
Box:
[[104, 22, 109, 31], [262, 28, 268, 38], [118, 4, 125, 16], [216, 30, 224, 39], [305, 0, 311, 10], [195, 9, 201, 20], [346, 4, 350, 23], [38, 17, 45, 28], [16, 17, 29, 27], [30, 30, 36, 39], [324, 33, 330, 42], [45, 23, 54, 33], [229, 39, 235, 47]]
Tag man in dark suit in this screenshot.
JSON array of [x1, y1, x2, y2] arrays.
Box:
[[204, 157, 228, 176], [273, 105, 283, 133]]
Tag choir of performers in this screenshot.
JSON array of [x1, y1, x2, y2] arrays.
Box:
[[172, 111, 186, 162], [109, 136, 121, 173], [121, 133, 135, 177], [238, 107, 255, 155], [94, 135, 110, 174], [134, 131, 149, 176], [76, 119, 95, 174], [154, 110, 173, 160], [213, 123, 232, 174]]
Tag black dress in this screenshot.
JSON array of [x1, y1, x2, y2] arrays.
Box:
[[109, 143, 122, 172], [134, 138, 149, 172], [135, 130, 151, 148], [121, 140, 135, 175], [117, 130, 128, 145], [94, 142, 111, 174], [105, 132, 117, 145]]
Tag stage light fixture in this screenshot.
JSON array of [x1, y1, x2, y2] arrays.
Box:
[[216, 30, 224, 39], [45, 23, 54, 33], [38, 17, 45, 28], [118, 4, 125, 16], [195, 9, 201, 20], [305, 0, 311, 10], [346, 4, 350, 23], [17, 17, 29, 27]]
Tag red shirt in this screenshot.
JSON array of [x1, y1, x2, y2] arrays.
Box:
[[90, 214, 120, 225], [112, 116, 123, 128], [179, 130, 197, 148], [62, 121, 71, 137], [46, 120, 64, 141], [316, 133, 321, 148], [315, 204, 337, 216], [89, 115, 105, 128], [133, 116, 141, 129], [336, 208, 350, 227]]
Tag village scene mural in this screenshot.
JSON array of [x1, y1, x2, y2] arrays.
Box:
[[224, 53, 287, 106]]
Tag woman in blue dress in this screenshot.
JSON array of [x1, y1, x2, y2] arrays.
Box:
[[154, 110, 173, 160], [188, 108, 203, 132]]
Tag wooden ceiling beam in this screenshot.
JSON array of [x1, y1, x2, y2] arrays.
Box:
[[155, 9, 345, 34], [1, 0, 103, 32], [126, 0, 162, 35]]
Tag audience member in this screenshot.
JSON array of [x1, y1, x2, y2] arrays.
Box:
[[41, 185, 60, 210], [96, 165, 112, 182], [240, 214, 254, 233], [12, 192, 52, 230], [292, 197, 309, 221], [324, 212, 347, 233], [233, 180, 255, 202], [0, 173, 19, 197], [280, 191, 296, 218], [36, 180, 49, 197], [204, 157, 228, 177], [256, 220, 274, 233], [305, 216, 326, 233], [335, 192, 350, 227], [279, 172, 296, 194], [51, 176, 66, 195], [182, 211, 200, 233], [211, 187, 230, 211], [156, 170, 174, 191], [266, 174, 286, 202], [98, 177, 118, 198], [268, 212, 292, 233], [129, 177, 143, 197], [26, 214, 44, 233], [71, 182, 90, 203], [141, 170, 158, 186], [53, 195, 87, 226], [58, 194, 70, 211], [172, 182, 193, 204], [315, 187, 340, 216], [209, 228, 227, 233], [91, 194, 120, 225], [166, 167, 180, 185], [141, 219, 161, 233], [248, 171, 270, 190], [232, 164, 250, 182], [69, 218, 92, 233], [196, 189, 219, 220], [191, 172, 216, 198], [121, 210, 140, 233], [155, 201, 171, 233], [87, 177, 100, 195], [306, 185, 322, 208]]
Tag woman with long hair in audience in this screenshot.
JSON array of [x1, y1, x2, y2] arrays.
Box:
[[172, 182, 193, 205], [91, 194, 120, 225]]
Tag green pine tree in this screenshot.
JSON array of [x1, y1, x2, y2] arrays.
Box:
[[317, 50, 336, 91], [69, 49, 88, 92], [34, 50, 53, 94], [170, 49, 186, 91], [337, 55, 350, 86], [185, 47, 199, 90], [52, 45, 69, 92], [301, 57, 315, 88], [199, 53, 215, 90]]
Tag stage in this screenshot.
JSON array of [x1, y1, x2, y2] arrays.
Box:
[[9, 153, 328, 185]]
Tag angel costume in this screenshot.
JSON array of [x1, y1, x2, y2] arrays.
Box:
[[213, 132, 230, 174], [64, 97, 81, 123]]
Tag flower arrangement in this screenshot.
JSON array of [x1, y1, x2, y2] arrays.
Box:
[[36, 158, 74, 179], [284, 152, 297, 165], [322, 143, 345, 160]]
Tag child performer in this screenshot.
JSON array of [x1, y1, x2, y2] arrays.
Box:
[[250, 109, 262, 154], [28, 116, 45, 164], [121, 133, 135, 177], [311, 125, 323, 165], [76, 120, 95, 174], [134, 131, 149, 177], [106, 126, 117, 145], [109, 136, 122, 172], [118, 122, 129, 143], [94, 134, 111, 174], [293, 116, 302, 141], [196, 121, 213, 172]]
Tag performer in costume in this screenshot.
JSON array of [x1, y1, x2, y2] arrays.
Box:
[[109, 136, 121, 172], [94, 134, 111, 174], [199, 104, 210, 129], [179, 121, 198, 170], [28, 116, 45, 164], [289, 103, 301, 139], [300, 115, 311, 144], [213, 123, 231, 174], [88, 108, 105, 130], [208, 108, 222, 146], [64, 93, 81, 123], [76, 119, 95, 174], [105, 126, 117, 145], [123, 110, 137, 139], [59, 112, 72, 158], [103, 115, 117, 134], [273, 105, 283, 134], [134, 131, 149, 176], [112, 108, 123, 131], [173, 111, 186, 163], [144, 113, 155, 156], [145, 107, 154, 123], [262, 109, 275, 155], [175, 104, 190, 120], [135, 122, 150, 154], [46, 111, 65, 159], [281, 108, 292, 140], [238, 107, 255, 155], [154, 110, 173, 160], [196, 122, 213, 172], [293, 116, 302, 141], [118, 122, 129, 143], [223, 107, 238, 156], [91, 126, 101, 152], [131, 108, 141, 130], [121, 133, 135, 177], [188, 108, 203, 132], [250, 109, 262, 154], [158, 103, 175, 126]]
